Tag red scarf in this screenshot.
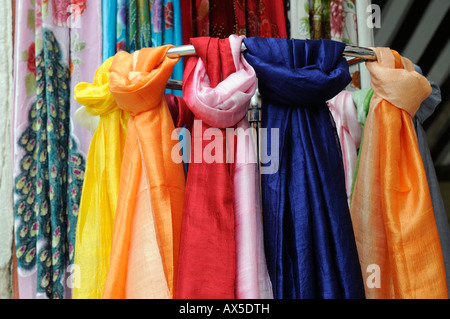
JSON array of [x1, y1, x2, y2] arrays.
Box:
[[176, 37, 238, 299]]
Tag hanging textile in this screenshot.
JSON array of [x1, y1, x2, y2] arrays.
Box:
[[413, 66, 450, 294], [289, 0, 311, 40], [352, 88, 372, 129], [137, 0, 152, 49], [243, 37, 365, 299], [165, 94, 194, 131], [13, 1, 86, 299], [195, 0, 210, 36], [329, 0, 361, 89], [103, 0, 117, 61], [70, 0, 103, 157], [210, 0, 236, 38], [151, 0, 163, 47], [311, 0, 331, 40], [176, 35, 273, 299], [0, 0, 14, 299], [127, 0, 138, 53], [117, 0, 128, 52], [327, 91, 362, 206], [181, 0, 193, 45], [350, 48, 448, 299], [72, 57, 129, 299], [351, 68, 450, 295], [349, 87, 372, 199], [12, 0, 36, 300], [102, 46, 184, 299], [234, 0, 247, 36], [289, 0, 330, 40], [259, 0, 288, 38], [195, 0, 287, 38], [164, 0, 184, 95]]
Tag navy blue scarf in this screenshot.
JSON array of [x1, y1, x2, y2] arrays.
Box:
[[243, 37, 365, 299]]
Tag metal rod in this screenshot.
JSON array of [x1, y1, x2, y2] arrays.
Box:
[[165, 43, 377, 90], [167, 43, 377, 61]]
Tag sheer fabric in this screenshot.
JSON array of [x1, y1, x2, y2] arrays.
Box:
[[102, 46, 185, 299], [350, 48, 448, 299], [177, 35, 272, 299], [73, 57, 129, 299]]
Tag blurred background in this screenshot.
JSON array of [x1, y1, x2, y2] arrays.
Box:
[[371, 0, 450, 220]]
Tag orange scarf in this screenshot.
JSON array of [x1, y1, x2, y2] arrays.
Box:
[[350, 48, 448, 299], [102, 46, 185, 299]]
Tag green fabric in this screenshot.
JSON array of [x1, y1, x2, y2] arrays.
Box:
[[137, 0, 152, 49], [350, 88, 373, 203], [128, 0, 137, 52]]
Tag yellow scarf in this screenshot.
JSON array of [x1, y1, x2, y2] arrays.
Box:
[[72, 57, 129, 299]]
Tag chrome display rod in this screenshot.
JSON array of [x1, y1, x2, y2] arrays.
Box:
[[167, 43, 377, 61], [165, 43, 377, 90]]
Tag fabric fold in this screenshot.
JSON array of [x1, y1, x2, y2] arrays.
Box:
[[327, 91, 362, 206], [243, 37, 365, 299], [350, 47, 448, 299], [413, 66, 450, 295], [72, 57, 129, 299], [102, 45, 185, 299], [177, 35, 273, 299]]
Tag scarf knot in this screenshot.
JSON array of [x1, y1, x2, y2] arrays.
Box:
[[243, 38, 352, 108], [109, 45, 180, 116], [74, 57, 118, 117], [366, 47, 432, 118], [183, 35, 257, 129]]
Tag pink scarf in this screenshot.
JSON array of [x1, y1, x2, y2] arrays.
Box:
[[327, 91, 362, 206], [180, 34, 273, 299]]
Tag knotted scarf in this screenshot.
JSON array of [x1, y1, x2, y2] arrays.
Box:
[[102, 46, 185, 299], [177, 35, 273, 299], [72, 57, 129, 299], [327, 91, 363, 206], [350, 48, 448, 299], [413, 66, 450, 294], [243, 37, 365, 299]]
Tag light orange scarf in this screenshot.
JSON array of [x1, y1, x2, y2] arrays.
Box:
[[102, 46, 185, 299], [350, 48, 448, 299]]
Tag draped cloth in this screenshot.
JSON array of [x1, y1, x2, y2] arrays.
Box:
[[177, 35, 273, 299], [102, 46, 185, 299], [102, 0, 117, 61], [0, 0, 14, 299], [327, 91, 362, 206], [13, 2, 87, 299], [350, 48, 448, 299], [243, 37, 365, 299], [412, 67, 450, 294], [72, 57, 129, 299]]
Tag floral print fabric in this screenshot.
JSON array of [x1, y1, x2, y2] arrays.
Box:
[[13, 0, 100, 299]]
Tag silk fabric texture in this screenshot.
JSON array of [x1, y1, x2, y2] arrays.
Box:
[[72, 57, 129, 299], [413, 66, 450, 294], [243, 37, 365, 299], [102, 45, 185, 299], [350, 48, 448, 299], [327, 91, 362, 205], [103, 0, 117, 61], [177, 35, 273, 299]]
